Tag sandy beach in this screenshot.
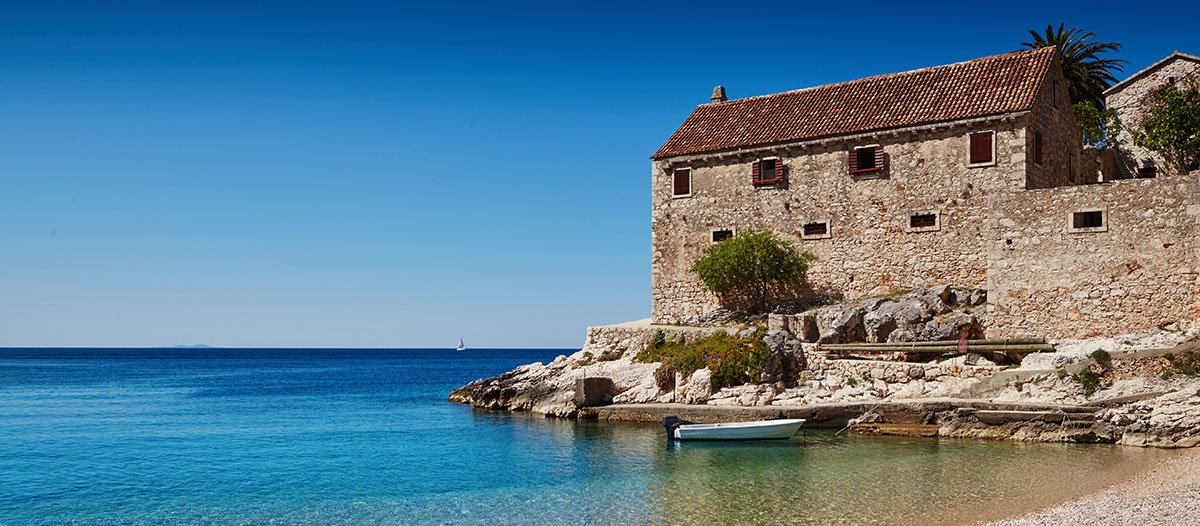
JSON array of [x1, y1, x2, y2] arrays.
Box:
[[985, 448, 1200, 526]]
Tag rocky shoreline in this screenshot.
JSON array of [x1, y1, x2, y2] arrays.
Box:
[[450, 287, 1200, 448]]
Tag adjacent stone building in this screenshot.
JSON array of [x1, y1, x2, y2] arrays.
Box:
[[650, 47, 1200, 339], [1104, 51, 1200, 178]]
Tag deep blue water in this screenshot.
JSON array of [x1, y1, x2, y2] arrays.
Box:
[[0, 348, 1173, 525]]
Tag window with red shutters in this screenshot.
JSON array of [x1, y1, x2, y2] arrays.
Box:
[[850, 146, 883, 175], [969, 131, 994, 165], [672, 169, 691, 197], [753, 158, 782, 186]]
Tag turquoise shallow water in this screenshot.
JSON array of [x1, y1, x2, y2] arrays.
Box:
[[0, 348, 1172, 525]]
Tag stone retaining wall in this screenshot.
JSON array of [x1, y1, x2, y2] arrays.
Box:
[[987, 173, 1200, 339]]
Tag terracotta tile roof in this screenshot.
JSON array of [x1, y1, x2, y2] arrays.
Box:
[[652, 47, 1056, 159]]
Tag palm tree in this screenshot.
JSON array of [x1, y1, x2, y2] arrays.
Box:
[[1022, 23, 1127, 107]]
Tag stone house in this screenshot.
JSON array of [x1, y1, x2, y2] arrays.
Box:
[[650, 47, 1200, 339], [1104, 51, 1200, 178]]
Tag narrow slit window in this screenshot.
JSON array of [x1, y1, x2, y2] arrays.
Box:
[[1072, 211, 1104, 229], [672, 169, 691, 197], [711, 229, 733, 243], [1052, 80, 1060, 108], [1034, 132, 1044, 165], [909, 213, 938, 230], [969, 131, 994, 165]]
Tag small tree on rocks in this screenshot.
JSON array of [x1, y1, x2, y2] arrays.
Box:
[[690, 231, 815, 313]]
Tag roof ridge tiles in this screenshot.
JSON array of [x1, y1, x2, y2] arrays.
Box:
[[710, 47, 1055, 108]]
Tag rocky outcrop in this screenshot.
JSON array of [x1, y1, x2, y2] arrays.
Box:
[[449, 324, 726, 416], [449, 291, 1200, 448], [777, 285, 984, 343], [788, 285, 986, 344], [761, 329, 805, 386], [1100, 387, 1200, 448]]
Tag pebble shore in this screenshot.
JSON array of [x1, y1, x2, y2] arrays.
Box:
[[986, 448, 1200, 526]]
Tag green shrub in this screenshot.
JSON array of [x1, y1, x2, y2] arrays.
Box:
[[1056, 368, 1068, 380], [846, 377, 858, 387], [1166, 350, 1200, 377], [1161, 370, 1174, 381], [1090, 349, 1112, 364], [644, 330, 666, 352], [1133, 83, 1200, 174], [1072, 368, 1102, 397], [635, 331, 770, 390], [1013, 380, 1025, 392], [690, 231, 816, 313]]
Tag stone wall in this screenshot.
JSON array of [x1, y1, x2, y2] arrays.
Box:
[[1026, 64, 1082, 188], [651, 117, 1032, 323], [1106, 55, 1200, 177], [987, 173, 1200, 339]]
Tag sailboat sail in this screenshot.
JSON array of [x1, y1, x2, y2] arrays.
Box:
[[456, 338, 465, 351]]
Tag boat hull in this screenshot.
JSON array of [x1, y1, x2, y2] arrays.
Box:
[[672, 418, 805, 441]]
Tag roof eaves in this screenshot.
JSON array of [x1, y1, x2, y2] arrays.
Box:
[[651, 110, 1031, 161]]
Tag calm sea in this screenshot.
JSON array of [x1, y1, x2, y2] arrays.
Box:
[[0, 348, 1173, 525]]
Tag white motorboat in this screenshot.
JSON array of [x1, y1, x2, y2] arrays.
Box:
[[661, 416, 805, 441]]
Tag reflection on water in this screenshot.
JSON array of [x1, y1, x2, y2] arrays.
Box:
[[0, 349, 1176, 525]]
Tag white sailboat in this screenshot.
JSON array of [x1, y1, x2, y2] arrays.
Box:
[[456, 338, 466, 352]]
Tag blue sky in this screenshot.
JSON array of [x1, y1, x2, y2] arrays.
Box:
[[2, 1, 1197, 348]]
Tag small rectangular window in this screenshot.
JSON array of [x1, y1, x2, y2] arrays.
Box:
[[910, 214, 937, 228], [1052, 80, 1060, 108], [1034, 132, 1044, 165], [753, 158, 782, 186], [711, 229, 733, 243], [1073, 211, 1103, 229], [907, 211, 940, 232], [800, 221, 830, 240], [1137, 165, 1158, 178], [969, 131, 994, 165], [672, 168, 691, 196], [850, 146, 881, 174], [1068, 153, 1075, 182], [1068, 209, 1107, 233]]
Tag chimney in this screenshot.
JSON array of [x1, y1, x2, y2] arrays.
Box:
[[710, 85, 727, 103]]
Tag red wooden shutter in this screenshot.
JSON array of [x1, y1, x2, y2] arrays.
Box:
[[773, 158, 784, 181], [970, 132, 993, 164], [848, 150, 858, 173], [673, 169, 690, 196], [752, 161, 761, 184], [874, 147, 885, 171]]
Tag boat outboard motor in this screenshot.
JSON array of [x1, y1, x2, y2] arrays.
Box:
[[660, 416, 693, 441]]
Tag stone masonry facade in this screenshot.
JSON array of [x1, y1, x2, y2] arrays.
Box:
[[650, 49, 1200, 340], [1105, 52, 1200, 178]]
